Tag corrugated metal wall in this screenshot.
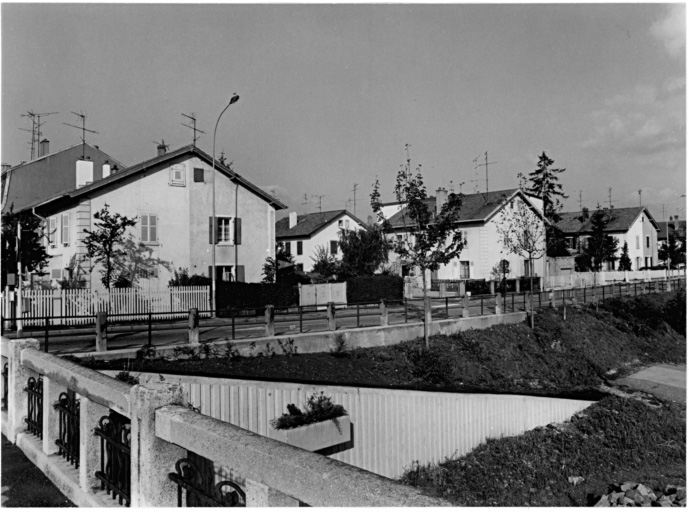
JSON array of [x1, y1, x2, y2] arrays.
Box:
[[142, 373, 593, 480]]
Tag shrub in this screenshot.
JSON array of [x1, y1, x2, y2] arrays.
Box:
[[663, 288, 686, 335], [216, 281, 298, 312], [405, 343, 453, 385], [347, 275, 403, 303], [115, 370, 139, 385], [270, 392, 347, 430], [330, 332, 350, 358]]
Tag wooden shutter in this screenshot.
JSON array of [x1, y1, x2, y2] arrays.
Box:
[[141, 214, 149, 242], [234, 218, 242, 245], [236, 265, 245, 282], [61, 214, 69, 244], [49, 217, 56, 245], [150, 215, 158, 242]]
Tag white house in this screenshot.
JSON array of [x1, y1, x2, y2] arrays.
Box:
[[557, 206, 659, 270], [32, 144, 286, 291], [383, 188, 547, 282], [275, 210, 367, 272]]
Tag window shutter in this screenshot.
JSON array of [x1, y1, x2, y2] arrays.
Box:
[[236, 265, 245, 283], [49, 217, 56, 245], [150, 215, 158, 242], [62, 214, 70, 244], [234, 218, 242, 245], [141, 214, 149, 242]]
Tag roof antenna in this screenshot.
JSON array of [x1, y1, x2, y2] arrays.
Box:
[[181, 112, 206, 147], [64, 111, 98, 159]]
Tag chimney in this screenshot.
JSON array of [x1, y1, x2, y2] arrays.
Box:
[[111, 164, 119, 174], [157, 143, 167, 156], [289, 212, 298, 229], [76, 159, 94, 188], [435, 187, 448, 214], [39, 139, 49, 158], [582, 207, 589, 220], [102, 160, 111, 179]]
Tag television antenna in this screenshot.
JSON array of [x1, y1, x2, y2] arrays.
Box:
[[64, 111, 98, 159], [312, 194, 326, 213], [473, 151, 498, 193], [181, 113, 206, 147], [21, 111, 58, 160], [351, 183, 358, 214]]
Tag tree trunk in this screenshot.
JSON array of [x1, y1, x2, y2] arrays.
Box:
[[421, 267, 429, 348]]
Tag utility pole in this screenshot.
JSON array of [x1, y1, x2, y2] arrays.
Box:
[[16, 221, 23, 338], [351, 183, 358, 215], [608, 188, 614, 209], [638, 189, 642, 207], [182, 113, 206, 147], [64, 112, 98, 159], [473, 151, 498, 193], [578, 190, 583, 212]]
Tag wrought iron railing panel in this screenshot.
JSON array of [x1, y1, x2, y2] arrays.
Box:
[[94, 411, 131, 507], [54, 391, 80, 468], [168, 453, 246, 507], [24, 376, 43, 438], [2, 362, 8, 410]]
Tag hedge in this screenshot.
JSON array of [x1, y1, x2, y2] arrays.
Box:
[[215, 282, 298, 313], [346, 275, 404, 303]]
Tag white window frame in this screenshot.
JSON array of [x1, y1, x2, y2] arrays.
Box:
[[61, 213, 70, 245], [169, 164, 186, 187], [460, 261, 470, 279], [216, 216, 235, 245], [141, 213, 159, 244]]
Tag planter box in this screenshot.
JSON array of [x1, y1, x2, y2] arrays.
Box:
[[270, 416, 351, 452]]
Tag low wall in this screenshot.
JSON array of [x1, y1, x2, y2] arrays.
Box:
[[77, 311, 527, 361], [123, 371, 594, 480]]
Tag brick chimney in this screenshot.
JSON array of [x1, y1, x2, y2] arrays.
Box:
[[435, 187, 448, 214], [289, 212, 298, 229], [39, 139, 50, 158], [102, 160, 111, 179], [157, 142, 167, 156]]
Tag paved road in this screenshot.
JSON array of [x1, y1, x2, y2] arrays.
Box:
[[614, 364, 687, 403]]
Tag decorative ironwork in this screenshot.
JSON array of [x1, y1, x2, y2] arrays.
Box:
[[24, 376, 43, 438], [169, 455, 246, 507], [94, 411, 131, 507], [54, 391, 80, 468], [2, 362, 8, 410]]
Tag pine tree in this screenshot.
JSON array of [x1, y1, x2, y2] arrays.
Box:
[[1, 207, 50, 287], [583, 208, 619, 272], [526, 152, 568, 256], [618, 241, 632, 271]]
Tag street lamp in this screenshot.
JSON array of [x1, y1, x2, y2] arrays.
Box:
[[211, 93, 239, 313]]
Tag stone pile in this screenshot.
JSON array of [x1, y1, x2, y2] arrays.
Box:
[[594, 482, 686, 507]]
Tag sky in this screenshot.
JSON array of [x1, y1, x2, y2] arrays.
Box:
[[2, 3, 686, 223]]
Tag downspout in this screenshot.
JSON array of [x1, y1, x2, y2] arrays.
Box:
[[235, 182, 239, 280]]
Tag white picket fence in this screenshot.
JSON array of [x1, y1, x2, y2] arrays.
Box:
[[545, 269, 685, 289], [2, 286, 210, 327]]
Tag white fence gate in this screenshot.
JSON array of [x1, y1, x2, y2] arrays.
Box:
[[298, 282, 347, 307], [2, 286, 210, 327]]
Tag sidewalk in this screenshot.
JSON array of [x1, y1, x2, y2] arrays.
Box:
[[1, 434, 75, 507], [614, 364, 687, 403]]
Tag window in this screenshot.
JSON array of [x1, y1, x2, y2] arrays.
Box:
[[297, 241, 303, 255], [48, 217, 57, 246], [642, 216, 645, 223], [330, 240, 338, 255], [338, 220, 343, 228], [463, 230, 469, 246], [646, 236, 650, 249], [636, 236, 640, 249], [284, 241, 291, 255], [169, 164, 185, 186], [193, 168, 204, 183], [524, 259, 532, 277], [61, 213, 70, 245], [210, 217, 241, 245], [460, 261, 470, 279], [217, 217, 233, 244], [345, 220, 350, 229], [141, 214, 158, 244]]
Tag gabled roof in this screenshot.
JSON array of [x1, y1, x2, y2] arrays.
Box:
[[276, 209, 367, 239], [33, 144, 287, 212], [557, 206, 659, 235], [386, 188, 540, 229], [657, 220, 686, 241]]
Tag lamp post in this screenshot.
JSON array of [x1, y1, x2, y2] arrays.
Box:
[[211, 93, 239, 314]]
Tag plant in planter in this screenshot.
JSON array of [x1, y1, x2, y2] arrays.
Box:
[[270, 393, 351, 451]]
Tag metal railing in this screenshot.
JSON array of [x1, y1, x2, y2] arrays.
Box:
[[2, 362, 8, 410], [54, 391, 80, 468], [168, 453, 246, 507], [95, 410, 132, 507], [24, 376, 43, 438]]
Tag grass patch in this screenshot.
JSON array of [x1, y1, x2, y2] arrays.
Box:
[[401, 396, 686, 506]]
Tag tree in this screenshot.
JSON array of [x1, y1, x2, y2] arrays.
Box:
[[490, 260, 511, 282], [524, 153, 569, 257], [337, 225, 392, 279], [371, 146, 465, 347], [618, 241, 632, 271], [1, 206, 50, 288], [310, 245, 339, 280], [495, 195, 547, 328], [262, 245, 295, 283], [168, 268, 211, 287], [82, 204, 137, 289], [582, 207, 619, 274], [112, 235, 172, 287], [659, 231, 685, 269], [58, 254, 88, 289]]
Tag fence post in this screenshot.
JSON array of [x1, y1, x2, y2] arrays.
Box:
[[379, 300, 388, 326], [439, 282, 447, 298], [188, 308, 199, 344], [79, 396, 109, 493], [489, 281, 495, 295], [95, 311, 108, 352], [459, 281, 466, 297], [129, 382, 186, 507], [463, 292, 470, 318], [548, 291, 555, 309], [298, 306, 303, 333], [515, 279, 520, 293], [6, 337, 40, 443], [571, 287, 578, 305], [494, 294, 502, 315], [265, 305, 275, 337], [326, 302, 336, 331], [41, 376, 63, 456]]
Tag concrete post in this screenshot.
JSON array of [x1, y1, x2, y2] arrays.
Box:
[[571, 288, 578, 305], [245, 479, 300, 507], [489, 281, 495, 294], [462, 293, 470, 318], [379, 300, 388, 326], [42, 376, 64, 455], [515, 279, 520, 293], [326, 302, 336, 331], [95, 311, 107, 352], [188, 308, 199, 345], [459, 281, 466, 297], [7, 338, 40, 443], [130, 382, 186, 508], [265, 305, 275, 337], [548, 291, 555, 309], [494, 294, 502, 315], [439, 283, 447, 298], [79, 396, 109, 493]]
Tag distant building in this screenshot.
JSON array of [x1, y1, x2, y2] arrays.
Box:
[[275, 210, 367, 272], [32, 144, 286, 291], [557, 206, 659, 270], [2, 141, 125, 213]]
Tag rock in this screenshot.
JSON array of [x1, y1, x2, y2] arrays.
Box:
[[611, 492, 625, 503], [637, 485, 653, 496], [594, 495, 610, 507], [622, 482, 637, 492], [569, 476, 585, 486], [665, 485, 677, 495], [675, 488, 686, 501], [623, 497, 636, 506]]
